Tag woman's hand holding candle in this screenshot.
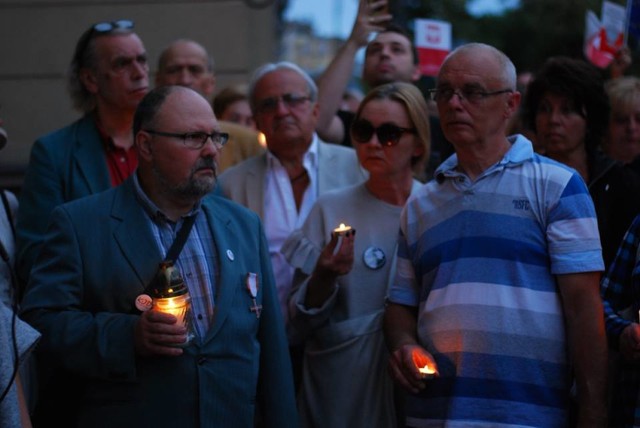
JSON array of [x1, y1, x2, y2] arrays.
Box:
[[304, 223, 356, 308]]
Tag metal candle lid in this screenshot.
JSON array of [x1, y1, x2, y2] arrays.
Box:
[[149, 260, 189, 298]]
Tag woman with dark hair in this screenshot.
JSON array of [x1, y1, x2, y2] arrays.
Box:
[[281, 82, 429, 427], [523, 56, 640, 269]]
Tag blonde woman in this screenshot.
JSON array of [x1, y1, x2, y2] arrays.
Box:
[[282, 82, 429, 428]]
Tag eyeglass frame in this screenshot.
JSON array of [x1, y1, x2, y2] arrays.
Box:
[[72, 20, 135, 69], [254, 93, 312, 114], [143, 129, 229, 150], [428, 87, 513, 105], [350, 119, 416, 147]]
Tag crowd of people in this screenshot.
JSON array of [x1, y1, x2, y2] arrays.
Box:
[[4, 0, 640, 427]]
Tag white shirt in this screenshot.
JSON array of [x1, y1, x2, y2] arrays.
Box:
[[264, 135, 319, 328]]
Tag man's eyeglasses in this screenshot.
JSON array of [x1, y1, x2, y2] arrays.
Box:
[[255, 93, 311, 114], [351, 119, 416, 146], [144, 130, 229, 150], [428, 87, 513, 104]]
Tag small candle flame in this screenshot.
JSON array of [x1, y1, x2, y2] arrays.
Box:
[[258, 132, 267, 147], [334, 223, 351, 233], [418, 364, 435, 375]]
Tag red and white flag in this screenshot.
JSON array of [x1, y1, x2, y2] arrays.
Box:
[[415, 18, 451, 77], [584, 1, 625, 68]]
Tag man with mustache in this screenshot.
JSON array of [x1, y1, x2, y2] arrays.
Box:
[[20, 85, 298, 427], [217, 62, 365, 388], [384, 43, 608, 427], [16, 20, 149, 292]]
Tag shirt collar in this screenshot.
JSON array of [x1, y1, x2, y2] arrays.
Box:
[[92, 114, 117, 151], [132, 172, 201, 225], [266, 133, 319, 171], [434, 134, 535, 182]]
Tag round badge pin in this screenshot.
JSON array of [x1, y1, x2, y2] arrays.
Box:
[[135, 294, 153, 312], [363, 246, 386, 270]]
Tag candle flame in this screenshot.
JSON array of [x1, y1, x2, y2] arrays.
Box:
[[334, 223, 351, 232], [418, 365, 436, 375], [412, 349, 436, 376], [258, 132, 267, 147]]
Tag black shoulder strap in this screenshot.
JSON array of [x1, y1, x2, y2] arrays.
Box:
[[165, 214, 197, 263]]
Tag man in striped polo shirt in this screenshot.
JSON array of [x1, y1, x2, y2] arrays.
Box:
[[384, 43, 607, 427]]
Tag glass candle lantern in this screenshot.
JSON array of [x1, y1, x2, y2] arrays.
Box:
[[149, 260, 195, 347]]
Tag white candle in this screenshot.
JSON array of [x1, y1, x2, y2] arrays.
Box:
[[333, 223, 352, 234], [154, 295, 189, 327], [332, 223, 352, 255]]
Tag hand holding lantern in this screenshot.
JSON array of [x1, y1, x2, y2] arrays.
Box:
[[136, 260, 195, 350]]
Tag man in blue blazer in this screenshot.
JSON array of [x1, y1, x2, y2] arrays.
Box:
[[21, 85, 297, 427], [16, 19, 149, 290]]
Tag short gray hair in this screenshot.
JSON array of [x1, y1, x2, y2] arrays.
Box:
[[247, 61, 318, 112], [444, 43, 517, 89]]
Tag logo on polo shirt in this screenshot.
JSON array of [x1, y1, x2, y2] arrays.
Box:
[[512, 199, 530, 210]]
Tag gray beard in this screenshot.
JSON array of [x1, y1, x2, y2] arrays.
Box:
[[152, 157, 217, 200]]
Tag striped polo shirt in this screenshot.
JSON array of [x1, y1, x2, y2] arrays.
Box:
[[388, 135, 603, 427]]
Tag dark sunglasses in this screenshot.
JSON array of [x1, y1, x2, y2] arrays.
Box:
[[351, 119, 416, 146], [73, 20, 135, 67]]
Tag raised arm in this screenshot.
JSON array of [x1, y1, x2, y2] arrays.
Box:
[[315, 0, 390, 143]]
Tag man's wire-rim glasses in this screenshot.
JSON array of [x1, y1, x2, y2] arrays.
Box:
[[428, 87, 513, 104]]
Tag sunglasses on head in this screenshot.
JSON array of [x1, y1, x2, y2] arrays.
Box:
[[351, 119, 416, 146], [73, 20, 135, 67], [92, 19, 134, 33]]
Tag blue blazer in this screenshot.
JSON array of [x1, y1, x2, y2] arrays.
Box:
[[20, 179, 298, 427], [16, 115, 111, 286]]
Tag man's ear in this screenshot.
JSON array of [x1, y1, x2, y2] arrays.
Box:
[[203, 74, 216, 100], [79, 68, 99, 94], [504, 91, 522, 119], [136, 131, 153, 162]]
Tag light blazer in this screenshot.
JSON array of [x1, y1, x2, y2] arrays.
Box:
[[20, 178, 298, 428], [16, 115, 111, 286], [217, 120, 265, 174], [217, 138, 367, 220]]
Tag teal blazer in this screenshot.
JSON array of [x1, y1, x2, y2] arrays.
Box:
[[20, 179, 298, 427], [16, 115, 111, 287]]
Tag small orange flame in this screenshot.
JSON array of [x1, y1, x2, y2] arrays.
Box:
[[258, 132, 267, 147], [412, 349, 436, 376]]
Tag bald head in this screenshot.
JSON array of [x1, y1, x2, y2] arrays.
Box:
[[155, 39, 216, 99], [441, 43, 516, 89]]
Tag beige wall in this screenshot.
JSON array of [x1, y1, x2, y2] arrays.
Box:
[[0, 0, 278, 188]]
